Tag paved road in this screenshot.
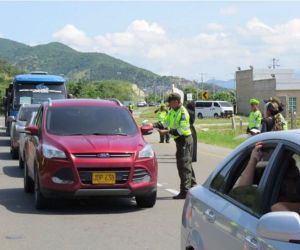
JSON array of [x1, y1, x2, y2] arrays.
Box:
[[0, 118, 231, 250]]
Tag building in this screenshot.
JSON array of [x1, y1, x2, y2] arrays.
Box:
[[236, 67, 300, 117]]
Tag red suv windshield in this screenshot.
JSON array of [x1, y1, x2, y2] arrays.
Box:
[[46, 106, 138, 136]]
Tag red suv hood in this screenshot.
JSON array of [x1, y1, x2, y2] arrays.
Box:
[[48, 134, 144, 154]]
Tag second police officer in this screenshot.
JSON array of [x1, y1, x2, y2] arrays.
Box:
[[247, 98, 262, 135], [154, 103, 170, 143]]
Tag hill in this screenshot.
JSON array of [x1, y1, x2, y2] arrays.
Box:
[[0, 38, 170, 88], [206, 78, 235, 89], [0, 38, 229, 92]]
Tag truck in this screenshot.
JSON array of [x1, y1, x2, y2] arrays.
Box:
[[3, 72, 68, 135]]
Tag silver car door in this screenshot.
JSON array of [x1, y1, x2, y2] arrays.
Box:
[[188, 153, 246, 250], [221, 202, 298, 250], [191, 143, 283, 250], [190, 186, 244, 250]]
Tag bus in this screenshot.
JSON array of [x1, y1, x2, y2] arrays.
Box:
[[3, 72, 67, 135]]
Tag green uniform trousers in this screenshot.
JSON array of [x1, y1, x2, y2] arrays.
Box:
[[175, 135, 197, 192]]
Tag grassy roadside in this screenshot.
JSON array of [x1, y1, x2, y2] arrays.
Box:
[[135, 107, 300, 149], [197, 130, 246, 149], [134, 107, 157, 125], [194, 116, 248, 126], [135, 107, 247, 148]]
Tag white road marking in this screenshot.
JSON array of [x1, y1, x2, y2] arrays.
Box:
[[165, 189, 180, 195], [157, 183, 180, 195]]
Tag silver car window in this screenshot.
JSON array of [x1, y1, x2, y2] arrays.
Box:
[[211, 143, 278, 215], [270, 148, 300, 215]]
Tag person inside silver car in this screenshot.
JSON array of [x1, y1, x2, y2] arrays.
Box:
[[238, 143, 300, 214]]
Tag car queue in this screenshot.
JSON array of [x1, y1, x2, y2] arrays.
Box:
[[4, 73, 300, 250]]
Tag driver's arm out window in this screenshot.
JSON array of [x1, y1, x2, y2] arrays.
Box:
[[211, 144, 276, 213]]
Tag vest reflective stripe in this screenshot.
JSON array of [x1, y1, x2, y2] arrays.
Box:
[[173, 110, 181, 129], [165, 106, 191, 139]]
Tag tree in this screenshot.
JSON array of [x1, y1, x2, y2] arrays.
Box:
[[212, 91, 236, 104], [183, 85, 198, 100], [67, 80, 139, 101], [145, 94, 161, 103]]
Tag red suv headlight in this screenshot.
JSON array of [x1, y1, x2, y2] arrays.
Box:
[[42, 144, 67, 159], [138, 144, 154, 159]]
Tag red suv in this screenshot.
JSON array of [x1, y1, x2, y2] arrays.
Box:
[[23, 99, 157, 209]]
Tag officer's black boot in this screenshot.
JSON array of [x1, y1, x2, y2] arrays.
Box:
[[165, 133, 170, 143], [172, 191, 187, 199], [159, 134, 164, 143]]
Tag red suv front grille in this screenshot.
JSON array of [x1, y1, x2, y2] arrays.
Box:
[[73, 153, 132, 158]]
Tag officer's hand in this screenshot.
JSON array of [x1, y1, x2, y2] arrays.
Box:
[[159, 129, 169, 135]]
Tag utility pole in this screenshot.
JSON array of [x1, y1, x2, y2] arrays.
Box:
[[153, 82, 156, 103], [269, 58, 280, 69], [200, 73, 207, 100], [211, 77, 216, 97]]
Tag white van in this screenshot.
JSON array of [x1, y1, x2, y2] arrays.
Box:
[[195, 100, 234, 119]]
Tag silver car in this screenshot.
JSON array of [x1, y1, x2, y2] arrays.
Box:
[[182, 130, 300, 250], [10, 104, 39, 159], [17, 111, 37, 169]]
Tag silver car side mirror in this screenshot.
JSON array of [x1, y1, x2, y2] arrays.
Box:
[[7, 116, 16, 122], [16, 124, 26, 133], [257, 211, 300, 242]]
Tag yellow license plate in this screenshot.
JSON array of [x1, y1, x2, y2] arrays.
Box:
[[92, 172, 116, 185]]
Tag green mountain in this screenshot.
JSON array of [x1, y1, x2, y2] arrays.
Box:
[[0, 38, 226, 92], [0, 38, 162, 86]]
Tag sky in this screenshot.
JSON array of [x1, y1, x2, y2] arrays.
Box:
[[1, 1, 300, 80]]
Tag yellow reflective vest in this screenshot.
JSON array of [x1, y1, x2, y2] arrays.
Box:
[[248, 110, 262, 129], [165, 106, 191, 139], [157, 110, 168, 123]]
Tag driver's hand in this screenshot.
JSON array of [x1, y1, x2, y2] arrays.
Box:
[[250, 142, 263, 162]]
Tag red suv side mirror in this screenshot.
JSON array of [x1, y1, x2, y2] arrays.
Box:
[[25, 125, 39, 136], [141, 124, 153, 135]]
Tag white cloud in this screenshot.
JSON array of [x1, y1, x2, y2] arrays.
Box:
[[53, 24, 93, 49], [220, 5, 238, 16], [239, 18, 300, 54], [128, 20, 165, 36], [246, 17, 275, 34], [52, 18, 300, 79], [207, 23, 224, 32]]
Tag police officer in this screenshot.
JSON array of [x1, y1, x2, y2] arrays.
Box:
[[186, 101, 197, 162], [261, 97, 288, 132], [128, 103, 134, 114], [160, 93, 197, 199], [247, 98, 262, 135], [154, 103, 170, 143]]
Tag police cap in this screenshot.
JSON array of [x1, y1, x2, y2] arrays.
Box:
[[250, 98, 260, 105], [167, 93, 181, 103]]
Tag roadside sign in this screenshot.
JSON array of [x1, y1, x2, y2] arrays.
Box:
[[187, 93, 193, 101], [202, 91, 209, 100]]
